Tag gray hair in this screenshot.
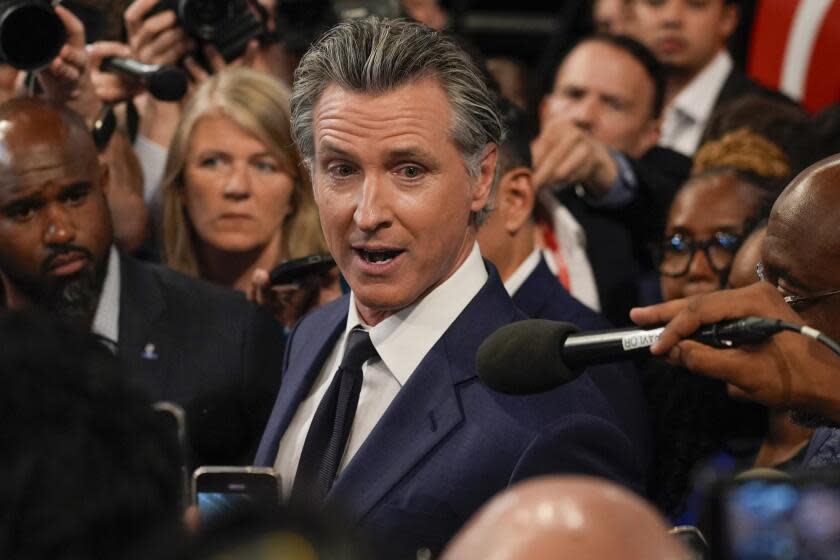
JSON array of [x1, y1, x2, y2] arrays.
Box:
[[290, 17, 504, 226]]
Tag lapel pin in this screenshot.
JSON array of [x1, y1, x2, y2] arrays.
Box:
[[141, 343, 159, 361]]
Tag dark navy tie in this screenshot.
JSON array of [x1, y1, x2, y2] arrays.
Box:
[[291, 327, 377, 505]]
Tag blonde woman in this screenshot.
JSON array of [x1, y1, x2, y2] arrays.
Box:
[[162, 67, 338, 323]]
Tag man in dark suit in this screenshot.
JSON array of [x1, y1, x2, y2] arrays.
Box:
[[0, 97, 285, 466], [534, 34, 691, 324], [255, 17, 645, 558], [633, 0, 792, 158], [478, 98, 651, 468]]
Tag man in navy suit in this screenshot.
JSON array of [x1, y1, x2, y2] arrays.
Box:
[[477, 99, 651, 462], [255, 17, 646, 558]]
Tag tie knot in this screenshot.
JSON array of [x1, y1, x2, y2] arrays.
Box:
[[341, 328, 377, 372]]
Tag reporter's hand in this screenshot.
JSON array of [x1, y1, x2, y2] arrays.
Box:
[[36, 6, 89, 105], [87, 41, 144, 104], [125, 0, 192, 66], [531, 116, 618, 196], [630, 283, 840, 420], [182, 40, 260, 85], [248, 267, 340, 328]]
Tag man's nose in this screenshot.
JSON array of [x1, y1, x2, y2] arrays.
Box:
[[353, 174, 393, 232], [658, 0, 685, 26], [570, 98, 597, 133], [223, 163, 251, 199], [43, 204, 76, 246]]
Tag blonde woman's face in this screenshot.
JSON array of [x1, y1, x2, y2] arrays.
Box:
[[182, 115, 295, 254]]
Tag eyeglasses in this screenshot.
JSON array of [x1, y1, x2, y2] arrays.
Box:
[[657, 231, 743, 277], [756, 262, 840, 309]]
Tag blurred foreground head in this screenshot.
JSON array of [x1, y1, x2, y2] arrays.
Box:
[[0, 311, 184, 559], [441, 476, 689, 560]]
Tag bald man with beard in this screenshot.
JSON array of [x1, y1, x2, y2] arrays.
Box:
[[632, 155, 840, 466], [0, 98, 285, 466]]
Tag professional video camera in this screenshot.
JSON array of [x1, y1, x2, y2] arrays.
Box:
[[0, 0, 66, 70]]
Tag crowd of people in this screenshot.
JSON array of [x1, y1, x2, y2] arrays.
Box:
[[2, 0, 840, 558]]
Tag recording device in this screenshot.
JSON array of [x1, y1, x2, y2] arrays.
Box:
[[152, 401, 190, 508], [476, 317, 788, 395], [704, 471, 840, 560], [148, 0, 271, 62], [100, 57, 188, 101], [192, 466, 281, 523], [269, 254, 335, 286], [0, 0, 66, 70]]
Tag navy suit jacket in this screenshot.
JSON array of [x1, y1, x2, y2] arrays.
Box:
[[256, 266, 645, 557], [118, 255, 285, 467], [512, 256, 652, 465]]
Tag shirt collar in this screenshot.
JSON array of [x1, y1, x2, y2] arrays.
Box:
[[671, 50, 733, 125], [503, 248, 542, 296], [346, 242, 487, 386], [91, 246, 120, 344]]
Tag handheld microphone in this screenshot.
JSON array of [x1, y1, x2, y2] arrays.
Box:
[[476, 317, 786, 395], [100, 57, 188, 102]]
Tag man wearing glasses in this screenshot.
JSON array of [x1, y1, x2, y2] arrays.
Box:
[[633, 155, 840, 467]]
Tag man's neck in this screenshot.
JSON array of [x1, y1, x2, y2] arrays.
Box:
[[497, 224, 537, 283], [663, 48, 724, 107]]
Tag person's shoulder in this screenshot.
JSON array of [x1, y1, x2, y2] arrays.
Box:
[[123, 256, 256, 316], [718, 69, 797, 107]]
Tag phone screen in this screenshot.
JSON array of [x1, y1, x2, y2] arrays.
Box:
[[193, 469, 280, 524], [724, 479, 840, 559]]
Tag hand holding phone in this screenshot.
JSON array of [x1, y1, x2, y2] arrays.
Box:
[[192, 466, 281, 524]]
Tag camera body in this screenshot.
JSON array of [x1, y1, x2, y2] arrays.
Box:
[[0, 0, 66, 70], [151, 0, 268, 62]]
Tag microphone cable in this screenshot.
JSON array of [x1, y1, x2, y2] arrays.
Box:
[[715, 316, 840, 358]]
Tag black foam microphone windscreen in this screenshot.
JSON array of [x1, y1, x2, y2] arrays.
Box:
[[476, 319, 582, 395]]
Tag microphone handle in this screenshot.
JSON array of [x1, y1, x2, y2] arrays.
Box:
[[100, 57, 160, 85]]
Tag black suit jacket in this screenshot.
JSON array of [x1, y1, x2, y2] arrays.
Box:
[[118, 255, 285, 466], [512, 256, 652, 466]]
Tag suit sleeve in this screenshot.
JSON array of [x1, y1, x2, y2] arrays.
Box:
[[509, 413, 647, 496]]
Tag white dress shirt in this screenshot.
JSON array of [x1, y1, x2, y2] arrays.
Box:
[[659, 50, 733, 157], [274, 242, 488, 498], [537, 189, 601, 312], [503, 248, 542, 296], [91, 246, 121, 345]]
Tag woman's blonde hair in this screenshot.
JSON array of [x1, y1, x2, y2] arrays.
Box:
[[162, 67, 326, 277]]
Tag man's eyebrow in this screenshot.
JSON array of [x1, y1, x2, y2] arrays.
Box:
[[387, 147, 437, 162], [317, 142, 355, 159]]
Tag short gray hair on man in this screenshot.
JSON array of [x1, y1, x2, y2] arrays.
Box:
[[290, 16, 504, 226]]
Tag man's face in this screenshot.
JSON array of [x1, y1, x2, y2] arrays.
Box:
[[542, 41, 659, 157], [0, 129, 111, 323], [634, 0, 738, 74], [761, 188, 840, 344], [310, 78, 495, 325]]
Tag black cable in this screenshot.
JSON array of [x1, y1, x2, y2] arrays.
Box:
[[706, 316, 840, 359], [776, 321, 840, 359]]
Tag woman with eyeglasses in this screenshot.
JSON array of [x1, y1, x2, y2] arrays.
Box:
[[647, 129, 792, 521]]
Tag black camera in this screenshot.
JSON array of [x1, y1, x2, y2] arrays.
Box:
[[0, 0, 66, 70], [151, 0, 269, 62]]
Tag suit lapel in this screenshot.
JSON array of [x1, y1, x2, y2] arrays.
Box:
[[117, 256, 173, 398], [254, 299, 348, 465], [511, 257, 553, 317], [328, 268, 519, 524]]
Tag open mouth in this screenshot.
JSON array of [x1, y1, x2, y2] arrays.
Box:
[[356, 248, 403, 264]]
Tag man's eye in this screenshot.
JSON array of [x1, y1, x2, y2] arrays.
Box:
[[399, 165, 424, 180], [5, 203, 37, 221], [62, 188, 90, 205], [329, 164, 355, 178]]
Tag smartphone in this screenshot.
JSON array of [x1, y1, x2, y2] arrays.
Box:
[[152, 401, 190, 509], [705, 470, 840, 560], [192, 466, 281, 524], [269, 254, 336, 286]]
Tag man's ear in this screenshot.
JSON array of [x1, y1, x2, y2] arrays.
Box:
[[719, 2, 739, 41], [470, 144, 498, 214], [635, 117, 662, 157], [498, 166, 535, 234]]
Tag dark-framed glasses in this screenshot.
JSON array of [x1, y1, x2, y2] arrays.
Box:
[[658, 231, 743, 277], [756, 262, 840, 309]]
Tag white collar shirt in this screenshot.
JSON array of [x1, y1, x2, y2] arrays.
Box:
[[659, 50, 733, 157], [91, 246, 120, 346], [274, 243, 488, 498], [503, 248, 542, 297]]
